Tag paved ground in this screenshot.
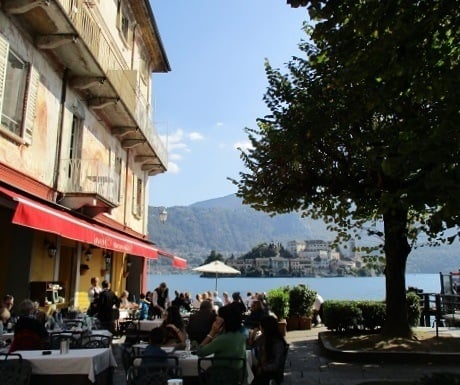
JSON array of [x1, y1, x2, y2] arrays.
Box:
[[113, 326, 460, 385]]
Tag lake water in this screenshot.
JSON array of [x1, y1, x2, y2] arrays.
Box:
[[147, 273, 440, 301]]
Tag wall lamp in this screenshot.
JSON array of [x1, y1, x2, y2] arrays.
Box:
[[85, 248, 93, 261], [45, 239, 57, 258]]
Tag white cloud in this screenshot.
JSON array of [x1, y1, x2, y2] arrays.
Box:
[[216, 122, 224, 128], [233, 141, 253, 152], [189, 132, 204, 141], [167, 161, 180, 174], [169, 153, 183, 161]]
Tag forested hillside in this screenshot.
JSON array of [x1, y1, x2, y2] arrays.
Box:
[[148, 194, 459, 272]]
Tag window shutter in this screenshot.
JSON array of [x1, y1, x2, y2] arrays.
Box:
[[23, 66, 40, 145], [0, 34, 9, 118]]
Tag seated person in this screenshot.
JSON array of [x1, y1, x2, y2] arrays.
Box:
[[9, 299, 48, 352], [245, 300, 268, 330], [186, 299, 216, 344], [0, 306, 11, 334], [120, 290, 138, 310], [171, 292, 187, 311], [251, 315, 288, 385], [197, 304, 247, 383], [143, 327, 168, 364], [138, 293, 150, 320], [160, 306, 186, 347]]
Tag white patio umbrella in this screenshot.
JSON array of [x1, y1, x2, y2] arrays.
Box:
[[192, 260, 241, 290]]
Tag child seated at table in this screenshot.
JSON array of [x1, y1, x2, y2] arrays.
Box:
[[143, 327, 168, 364]]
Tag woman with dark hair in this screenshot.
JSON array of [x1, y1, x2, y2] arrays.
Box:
[[161, 306, 186, 346], [197, 303, 246, 371], [251, 315, 289, 385]]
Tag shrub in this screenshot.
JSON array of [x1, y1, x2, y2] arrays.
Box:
[[357, 301, 386, 331], [267, 287, 290, 320], [406, 291, 422, 327], [288, 284, 317, 317]]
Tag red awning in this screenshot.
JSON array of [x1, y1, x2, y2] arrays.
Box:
[[0, 186, 187, 267]]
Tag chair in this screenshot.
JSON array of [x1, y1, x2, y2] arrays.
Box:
[[121, 346, 135, 374], [62, 319, 84, 329], [0, 353, 32, 385], [81, 334, 112, 348], [127, 355, 181, 385], [197, 356, 246, 385], [120, 320, 140, 347], [49, 333, 81, 349]]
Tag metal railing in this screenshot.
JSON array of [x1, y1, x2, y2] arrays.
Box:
[[56, 0, 168, 166], [59, 158, 120, 205]]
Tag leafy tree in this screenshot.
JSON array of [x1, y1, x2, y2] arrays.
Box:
[[233, 1, 459, 337], [203, 250, 224, 264]]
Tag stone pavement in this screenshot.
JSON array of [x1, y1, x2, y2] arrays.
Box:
[[284, 326, 460, 385], [112, 326, 460, 385]]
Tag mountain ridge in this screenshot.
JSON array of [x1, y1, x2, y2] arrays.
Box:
[[148, 194, 459, 273]]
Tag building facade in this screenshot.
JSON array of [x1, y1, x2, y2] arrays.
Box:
[[0, 0, 185, 310]]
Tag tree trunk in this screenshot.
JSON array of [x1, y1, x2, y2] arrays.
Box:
[[382, 207, 412, 338]]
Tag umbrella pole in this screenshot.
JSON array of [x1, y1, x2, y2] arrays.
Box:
[[215, 273, 218, 291]]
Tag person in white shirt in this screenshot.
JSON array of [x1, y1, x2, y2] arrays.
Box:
[[88, 277, 101, 303], [313, 293, 324, 326]]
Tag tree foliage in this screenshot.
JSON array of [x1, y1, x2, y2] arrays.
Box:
[[233, 1, 459, 336], [203, 250, 224, 264]]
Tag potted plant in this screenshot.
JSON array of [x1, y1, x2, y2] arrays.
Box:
[[289, 284, 317, 330], [266, 287, 290, 336]]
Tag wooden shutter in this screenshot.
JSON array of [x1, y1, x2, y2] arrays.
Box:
[[23, 66, 40, 145], [0, 34, 9, 119]]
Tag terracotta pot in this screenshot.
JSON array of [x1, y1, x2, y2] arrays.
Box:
[[286, 316, 299, 331], [298, 316, 312, 330], [277, 319, 287, 336]]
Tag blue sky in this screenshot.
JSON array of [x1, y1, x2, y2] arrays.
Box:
[[148, 1, 308, 207]]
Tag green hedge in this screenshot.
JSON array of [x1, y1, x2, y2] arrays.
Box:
[[323, 293, 421, 333]]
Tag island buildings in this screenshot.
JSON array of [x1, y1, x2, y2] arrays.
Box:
[[228, 239, 363, 277], [0, 0, 185, 310]]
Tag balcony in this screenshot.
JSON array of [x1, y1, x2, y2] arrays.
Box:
[[2, 0, 168, 175], [58, 159, 120, 216]]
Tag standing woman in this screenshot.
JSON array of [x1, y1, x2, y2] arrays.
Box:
[[250, 315, 288, 385]]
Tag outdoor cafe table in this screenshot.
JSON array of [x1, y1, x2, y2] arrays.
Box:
[[138, 319, 163, 332], [14, 347, 117, 385]]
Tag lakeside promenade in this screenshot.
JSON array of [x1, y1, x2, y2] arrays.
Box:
[[112, 325, 460, 385]]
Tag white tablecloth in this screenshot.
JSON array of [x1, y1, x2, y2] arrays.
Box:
[[138, 319, 163, 332], [14, 348, 117, 383]]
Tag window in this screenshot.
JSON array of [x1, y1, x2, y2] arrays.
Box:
[[0, 34, 39, 144], [132, 176, 143, 217], [116, 0, 132, 46]]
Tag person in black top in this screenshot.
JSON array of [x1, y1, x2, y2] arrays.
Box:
[[186, 299, 216, 344], [96, 280, 120, 334], [152, 282, 170, 318]]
